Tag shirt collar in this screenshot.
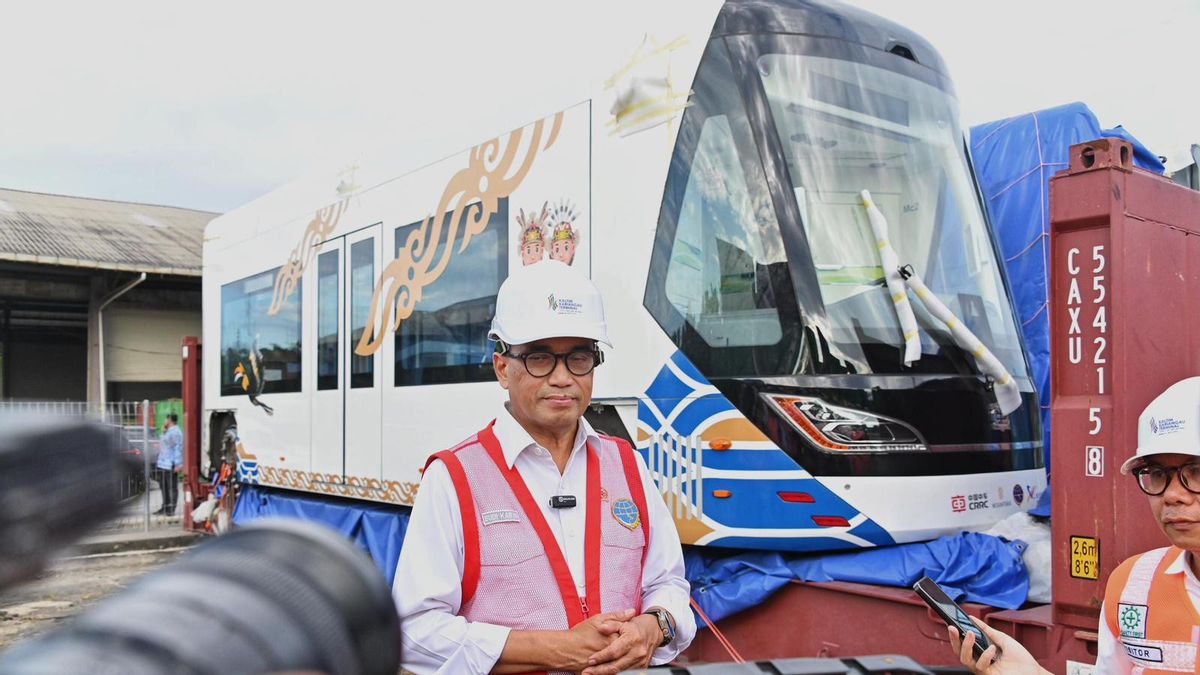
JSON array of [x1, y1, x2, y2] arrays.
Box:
[[1165, 549, 1198, 579], [492, 402, 599, 469]]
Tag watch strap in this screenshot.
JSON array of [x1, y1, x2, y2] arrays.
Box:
[[645, 607, 675, 647]]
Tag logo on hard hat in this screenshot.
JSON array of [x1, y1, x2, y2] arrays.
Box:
[[547, 293, 583, 315], [1150, 416, 1184, 436]]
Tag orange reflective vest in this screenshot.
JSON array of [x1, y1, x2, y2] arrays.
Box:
[[1104, 546, 1200, 674]]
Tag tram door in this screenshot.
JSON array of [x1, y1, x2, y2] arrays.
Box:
[[310, 225, 383, 483]]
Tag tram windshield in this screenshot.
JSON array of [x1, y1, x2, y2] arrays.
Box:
[[647, 38, 1028, 379], [756, 46, 1026, 377]]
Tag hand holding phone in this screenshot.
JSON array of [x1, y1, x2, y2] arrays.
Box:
[[913, 576, 997, 661]]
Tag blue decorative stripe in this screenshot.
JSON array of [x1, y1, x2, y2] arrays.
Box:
[[669, 394, 735, 437], [638, 350, 892, 551], [706, 535, 872, 553], [644, 365, 695, 415], [699, 477, 862, 529], [848, 518, 895, 546], [637, 446, 800, 472], [669, 350, 707, 383]]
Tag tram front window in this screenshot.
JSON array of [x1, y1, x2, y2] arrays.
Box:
[[757, 49, 1026, 378]]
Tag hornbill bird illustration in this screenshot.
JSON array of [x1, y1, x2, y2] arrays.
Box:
[[233, 336, 274, 415]]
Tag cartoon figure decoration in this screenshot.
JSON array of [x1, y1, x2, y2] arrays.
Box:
[[516, 203, 549, 266], [233, 335, 275, 415], [548, 200, 580, 266]]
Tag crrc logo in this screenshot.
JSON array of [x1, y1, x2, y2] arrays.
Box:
[[951, 495, 967, 513]]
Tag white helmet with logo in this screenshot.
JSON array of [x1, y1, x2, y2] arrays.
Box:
[[1121, 376, 1200, 474], [488, 260, 611, 348]]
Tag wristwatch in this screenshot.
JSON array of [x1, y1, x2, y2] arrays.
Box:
[[644, 607, 676, 647]]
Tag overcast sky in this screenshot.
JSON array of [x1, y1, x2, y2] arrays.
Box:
[[1, 1, 1196, 214]]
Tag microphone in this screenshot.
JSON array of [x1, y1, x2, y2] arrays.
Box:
[[549, 495, 577, 509]]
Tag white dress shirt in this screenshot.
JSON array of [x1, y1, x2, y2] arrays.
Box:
[[393, 404, 695, 674], [1095, 550, 1200, 675]]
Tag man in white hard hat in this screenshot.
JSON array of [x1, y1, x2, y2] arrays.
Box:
[[393, 260, 694, 675], [948, 376, 1200, 675]]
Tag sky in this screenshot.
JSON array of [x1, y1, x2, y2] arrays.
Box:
[[1, 1, 1196, 214]]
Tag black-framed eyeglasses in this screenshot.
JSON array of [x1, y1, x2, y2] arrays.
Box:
[[506, 348, 604, 377], [1131, 462, 1200, 496]]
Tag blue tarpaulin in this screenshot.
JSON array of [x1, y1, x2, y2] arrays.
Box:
[[233, 484, 411, 586], [233, 487, 1029, 626], [687, 532, 1030, 624], [969, 103, 1162, 517]]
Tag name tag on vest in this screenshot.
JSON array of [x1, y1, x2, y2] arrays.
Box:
[[1123, 643, 1164, 663], [482, 510, 520, 525]]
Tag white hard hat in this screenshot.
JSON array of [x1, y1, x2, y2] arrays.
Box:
[[1121, 376, 1200, 474], [488, 260, 611, 347]]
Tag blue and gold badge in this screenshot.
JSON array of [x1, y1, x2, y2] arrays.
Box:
[[612, 498, 640, 530]]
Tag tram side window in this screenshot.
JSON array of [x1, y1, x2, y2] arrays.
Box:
[[350, 238, 374, 388], [317, 250, 338, 390], [220, 268, 302, 396], [394, 198, 508, 387], [645, 39, 794, 377]]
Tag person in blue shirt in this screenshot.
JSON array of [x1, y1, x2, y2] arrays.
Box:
[[155, 413, 184, 516]]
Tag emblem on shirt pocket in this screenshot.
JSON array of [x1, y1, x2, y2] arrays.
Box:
[[612, 498, 640, 530], [1117, 603, 1148, 639], [482, 509, 521, 525]]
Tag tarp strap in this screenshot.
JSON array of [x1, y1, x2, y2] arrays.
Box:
[[690, 596, 745, 664]]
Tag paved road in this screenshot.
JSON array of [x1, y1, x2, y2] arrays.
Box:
[[0, 547, 187, 649]]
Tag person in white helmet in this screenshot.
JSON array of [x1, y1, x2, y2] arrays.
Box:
[[393, 260, 694, 675], [948, 376, 1200, 675]]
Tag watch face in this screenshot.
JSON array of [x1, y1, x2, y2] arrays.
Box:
[[651, 609, 674, 645]]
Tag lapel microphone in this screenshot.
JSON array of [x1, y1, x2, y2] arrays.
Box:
[[549, 495, 577, 509]]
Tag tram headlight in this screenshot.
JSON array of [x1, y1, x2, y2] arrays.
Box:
[[763, 394, 927, 452]]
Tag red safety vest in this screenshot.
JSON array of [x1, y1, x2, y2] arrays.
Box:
[[425, 423, 650, 675], [1104, 546, 1200, 674]]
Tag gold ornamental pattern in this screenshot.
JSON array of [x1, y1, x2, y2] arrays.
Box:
[[268, 199, 351, 316], [256, 465, 421, 505], [353, 111, 564, 356]]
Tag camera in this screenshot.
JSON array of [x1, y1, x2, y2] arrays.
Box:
[[0, 417, 401, 675]]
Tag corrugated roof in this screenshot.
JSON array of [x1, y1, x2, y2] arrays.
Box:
[[0, 188, 218, 277]]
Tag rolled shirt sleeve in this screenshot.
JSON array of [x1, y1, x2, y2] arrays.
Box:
[[634, 452, 696, 663], [393, 461, 512, 675], [1093, 600, 1132, 675]]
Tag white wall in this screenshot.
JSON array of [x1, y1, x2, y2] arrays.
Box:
[[106, 307, 201, 382]]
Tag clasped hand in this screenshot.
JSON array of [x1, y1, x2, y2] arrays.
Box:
[[565, 608, 661, 675]]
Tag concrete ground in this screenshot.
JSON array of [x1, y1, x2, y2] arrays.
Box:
[[0, 528, 202, 649]]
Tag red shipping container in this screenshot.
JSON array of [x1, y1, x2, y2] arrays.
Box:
[[1049, 139, 1200, 657]]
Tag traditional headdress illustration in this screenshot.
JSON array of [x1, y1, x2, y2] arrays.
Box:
[[548, 199, 580, 265], [516, 203, 549, 266]]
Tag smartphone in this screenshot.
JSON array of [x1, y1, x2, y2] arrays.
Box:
[[913, 576, 996, 660]]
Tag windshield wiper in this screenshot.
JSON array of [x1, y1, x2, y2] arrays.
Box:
[[861, 190, 921, 366], [860, 189, 1021, 416]]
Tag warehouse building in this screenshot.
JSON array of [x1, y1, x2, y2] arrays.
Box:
[[0, 188, 216, 403]]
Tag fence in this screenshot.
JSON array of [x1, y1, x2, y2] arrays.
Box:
[[0, 400, 180, 532]]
